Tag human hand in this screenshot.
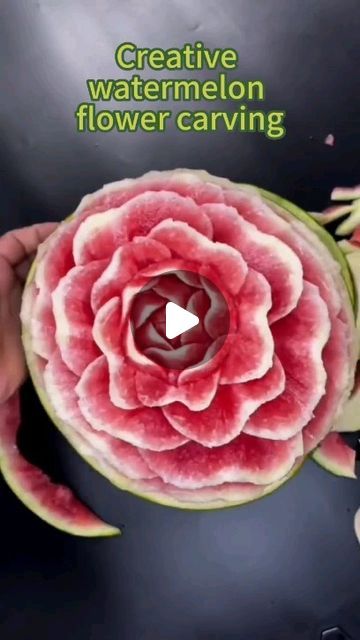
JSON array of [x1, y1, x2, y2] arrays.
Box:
[[0, 223, 58, 403]]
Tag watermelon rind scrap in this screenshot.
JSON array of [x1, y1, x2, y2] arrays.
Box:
[[0, 394, 120, 537], [312, 433, 356, 479]]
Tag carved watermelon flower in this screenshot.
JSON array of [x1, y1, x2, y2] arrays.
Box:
[[17, 169, 358, 519]]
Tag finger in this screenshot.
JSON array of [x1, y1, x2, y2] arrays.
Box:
[[0, 222, 58, 269], [14, 254, 36, 284], [0, 282, 26, 403]]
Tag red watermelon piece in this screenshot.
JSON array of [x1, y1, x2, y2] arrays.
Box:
[[312, 432, 356, 479], [0, 393, 119, 536]]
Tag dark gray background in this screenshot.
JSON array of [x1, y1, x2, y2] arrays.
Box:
[[1, 1, 360, 639]]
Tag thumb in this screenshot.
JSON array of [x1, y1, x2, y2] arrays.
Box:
[[0, 279, 26, 404]]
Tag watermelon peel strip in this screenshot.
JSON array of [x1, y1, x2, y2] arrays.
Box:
[[0, 392, 120, 537]]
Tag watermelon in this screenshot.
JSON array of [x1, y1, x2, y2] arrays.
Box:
[[17, 169, 359, 523], [312, 432, 356, 479], [0, 392, 119, 536]]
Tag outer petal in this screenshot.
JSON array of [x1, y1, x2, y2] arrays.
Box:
[[220, 269, 274, 384], [163, 356, 285, 447], [51, 261, 107, 375], [149, 219, 247, 296], [43, 350, 154, 479], [134, 475, 284, 505], [244, 282, 331, 439], [73, 191, 213, 264], [141, 430, 303, 488], [107, 354, 140, 410], [74, 169, 225, 219], [303, 317, 353, 452], [31, 290, 57, 359], [224, 187, 343, 318], [91, 238, 171, 313], [76, 356, 187, 451], [35, 218, 78, 292], [202, 202, 303, 323]]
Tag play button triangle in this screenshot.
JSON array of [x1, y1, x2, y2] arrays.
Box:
[[165, 301, 199, 340]]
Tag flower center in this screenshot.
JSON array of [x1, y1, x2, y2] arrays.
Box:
[[129, 269, 230, 370]]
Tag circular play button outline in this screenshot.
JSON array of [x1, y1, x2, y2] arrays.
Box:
[[129, 269, 230, 371]]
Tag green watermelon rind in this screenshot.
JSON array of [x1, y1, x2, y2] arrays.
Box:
[[21, 177, 357, 508]]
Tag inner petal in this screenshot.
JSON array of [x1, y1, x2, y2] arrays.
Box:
[[163, 356, 285, 447], [135, 368, 220, 411], [91, 238, 171, 313], [149, 219, 247, 296], [220, 269, 274, 384]]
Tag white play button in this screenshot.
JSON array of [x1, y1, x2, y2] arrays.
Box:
[[165, 301, 199, 340]]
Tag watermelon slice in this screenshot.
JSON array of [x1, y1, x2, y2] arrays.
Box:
[[16, 169, 359, 525], [0, 392, 119, 536], [312, 433, 356, 479]]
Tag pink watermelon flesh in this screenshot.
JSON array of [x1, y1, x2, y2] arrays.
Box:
[[200, 202, 304, 323], [0, 393, 119, 536], [52, 261, 106, 376], [21, 169, 357, 513], [312, 432, 356, 479], [244, 281, 330, 440]]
